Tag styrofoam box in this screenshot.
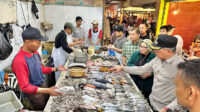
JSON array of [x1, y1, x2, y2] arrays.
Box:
[[0, 91, 23, 112]]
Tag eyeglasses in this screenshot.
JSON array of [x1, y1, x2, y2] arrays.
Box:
[[139, 46, 148, 49]]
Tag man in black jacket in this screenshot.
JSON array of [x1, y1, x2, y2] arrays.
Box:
[[52, 22, 81, 81]]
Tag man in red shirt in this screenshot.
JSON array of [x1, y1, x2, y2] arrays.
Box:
[[12, 26, 65, 110], [88, 20, 102, 46]]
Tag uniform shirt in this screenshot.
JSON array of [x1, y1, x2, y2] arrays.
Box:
[[122, 40, 141, 61], [88, 28, 102, 39], [72, 26, 84, 39], [114, 36, 127, 49], [124, 54, 184, 111], [12, 48, 52, 94]]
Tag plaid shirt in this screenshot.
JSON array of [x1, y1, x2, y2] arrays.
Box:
[[122, 40, 141, 62]]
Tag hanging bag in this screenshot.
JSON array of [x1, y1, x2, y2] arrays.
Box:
[[0, 24, 13, 60]]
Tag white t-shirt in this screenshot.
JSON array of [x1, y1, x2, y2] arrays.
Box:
[[65, 32, 73, 44]]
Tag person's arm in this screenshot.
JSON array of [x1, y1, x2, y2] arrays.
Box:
[[60, 36, 73, 53], [165, 99, 178, 111], [122, 43, 127, 66], [37, 86, 62, 96], [95, 29, 102, 45], [123, 57, 155, 75], [42, 66, 52, 74], [122, 56, 127, 66], [82, 28, 85, 41], [159, 99, 179, 112], [82, 36, 85, 41], [68, 41, 82, 47], [42, 66, 66, 74], [110, 47, 123, 53], [112, 38, 126, 53], [95, 38, 101, 45], [38, 51, 66, 74], [88, 29, 93, 45], [89, 38, 94, 46]]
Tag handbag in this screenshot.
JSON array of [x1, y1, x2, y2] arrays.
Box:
[[0, 23, 13, 60]]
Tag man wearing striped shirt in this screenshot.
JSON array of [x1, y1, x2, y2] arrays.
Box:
[[122, 27, 141, 66]]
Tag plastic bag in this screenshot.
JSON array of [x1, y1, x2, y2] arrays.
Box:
[[0, 24, 13, 60]]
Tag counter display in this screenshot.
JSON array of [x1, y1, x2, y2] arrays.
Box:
[[44, 52, 152, 112]]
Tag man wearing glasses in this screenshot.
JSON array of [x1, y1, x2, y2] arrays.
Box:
[[110, 34, 184, 112]]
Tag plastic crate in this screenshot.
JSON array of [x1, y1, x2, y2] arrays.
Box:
[[0, 91, 23, 112]]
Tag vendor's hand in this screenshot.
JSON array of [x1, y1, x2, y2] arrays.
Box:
[[95, 43, 99, 46], [75, 41, 82, 45], [81, 40, 85, 44], [48, 86, 62, 96], [159, 108, 167, 112], [73, 38, 79, 42], [140, 73, 151, 79], [109, 66, 124, 73], [108, 45, 115, 50], [106, 44, 112, 48], [90, 43, 94, 46], [58, 65, 67, 71]]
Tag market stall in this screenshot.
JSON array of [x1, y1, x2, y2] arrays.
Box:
[[44, 48, 152, 112]]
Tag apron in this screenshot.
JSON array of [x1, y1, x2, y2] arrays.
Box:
[[91, 29, 101, 46], [51, 47, 69, 81], [52, 33, 73, 81], [23, 54, 49, 110]]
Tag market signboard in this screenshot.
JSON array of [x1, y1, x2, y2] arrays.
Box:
[[44, 0, 95, 7]]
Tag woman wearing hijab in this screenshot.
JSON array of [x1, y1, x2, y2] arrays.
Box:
[[127, 39, 156, 99]]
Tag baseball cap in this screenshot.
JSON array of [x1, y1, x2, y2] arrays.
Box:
[[150, 34, 177, 50], [64, 22, 75, 31], [22, 27, 48, 41], [92, 20, 99, 25]]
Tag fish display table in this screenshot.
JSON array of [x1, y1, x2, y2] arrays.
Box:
[[44, 53, 152, 112]]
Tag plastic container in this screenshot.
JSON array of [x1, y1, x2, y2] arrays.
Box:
[[74, 52, 88, 63], [108, 49, 115, 56], [0, 71, 5, 84], [69, 67, 86, 78], [88, 46, 95, 55], [94, 45, 100, 50], [0, 91, 23, 112]]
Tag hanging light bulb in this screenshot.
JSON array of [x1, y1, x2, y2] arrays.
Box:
[[173, 2, 179, 15], [173, 10, 178, 15]]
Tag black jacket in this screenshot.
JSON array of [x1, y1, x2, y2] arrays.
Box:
[[55, 30, 73, 53]]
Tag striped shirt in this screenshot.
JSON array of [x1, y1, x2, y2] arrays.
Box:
[[122, 40, 141, 62]]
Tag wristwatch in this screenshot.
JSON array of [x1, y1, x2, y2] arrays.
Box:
[[56, 68, 58, 72]]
